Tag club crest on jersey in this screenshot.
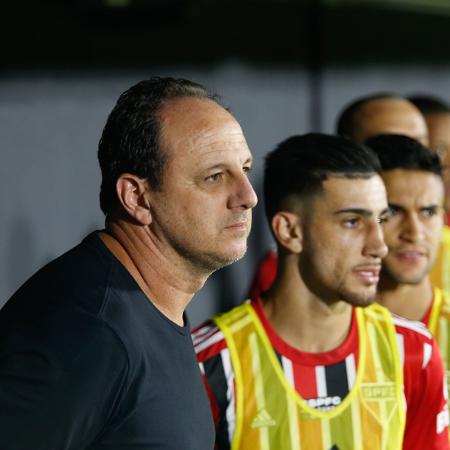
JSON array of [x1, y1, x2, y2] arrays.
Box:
[[361, 381, 399, 426], [361, 382, 396, 400]]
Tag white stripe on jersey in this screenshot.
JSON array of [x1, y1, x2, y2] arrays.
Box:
[[396, 333, 405, 367], [315, 366, 327, 397], [199, 361, 205, 374], [391, 333, 409, 412], [422, 343, 432, 369], [192, 324, 217, 345], [194, 329, 225, 354], [220, 348, 236, 445], [345, 353, 356, 389], [281, 356, 295, 389], [392, 315, 432, 338]]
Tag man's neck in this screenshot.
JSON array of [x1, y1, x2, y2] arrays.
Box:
[[262, 257, 353, 354], [377, 276, 433, 322], [99, 218, 208, 326]]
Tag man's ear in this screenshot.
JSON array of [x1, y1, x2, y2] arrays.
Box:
[[115, 174, 152, 225], [271, 211, 303, 253]]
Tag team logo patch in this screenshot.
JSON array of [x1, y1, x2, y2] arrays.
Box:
[[361, 382, 399, 426], [361, 382, 396, 400]]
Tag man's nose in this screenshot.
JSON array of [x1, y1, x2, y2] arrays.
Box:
[[400, 213, 425, 243], [228, 173, 258, 210], [364, 222, 388, 259]]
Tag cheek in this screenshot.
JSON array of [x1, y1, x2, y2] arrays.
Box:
[[381, 222, 400, 246], [428, 228, 444, 252], [313, 242, 343, 276]]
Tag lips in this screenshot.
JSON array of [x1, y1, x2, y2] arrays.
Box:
[[225, 214, 249, 230], [352, 266, 381, 286], [225, 221, 247, 230], [393, 248, 426, 263]]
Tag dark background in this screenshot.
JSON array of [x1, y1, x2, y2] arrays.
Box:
[[3, 0, 450, 67]]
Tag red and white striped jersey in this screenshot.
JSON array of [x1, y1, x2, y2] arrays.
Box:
[[193, 297, 449, 450]]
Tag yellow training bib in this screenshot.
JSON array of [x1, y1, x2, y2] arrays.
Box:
[[214, 303, 405, 450], [428, 287, 450, 396], [430, 226, 450, 292]]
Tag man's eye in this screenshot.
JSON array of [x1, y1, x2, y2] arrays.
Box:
[[388, 206, 400, 216], [378, 216, 389, 224], [206, 173, 223, 182], [343, 218, 359, 228], [421, 207, 438, 218], [243, 166, 252, 174]]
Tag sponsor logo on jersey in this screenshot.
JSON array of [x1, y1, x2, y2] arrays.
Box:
[[251, 409, 276, 428], [305, 396, 342, 411]]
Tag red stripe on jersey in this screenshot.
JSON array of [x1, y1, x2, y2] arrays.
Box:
[[292, 362, 318, 399], [248, 250, 278, 298], [200, 367, 222, 428], [420, 292, 436, 327]]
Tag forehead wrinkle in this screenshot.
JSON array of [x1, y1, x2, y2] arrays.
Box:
[[160, 115, 245, 156], [185, 123, 247, 151], [158, 119, 250, 178]]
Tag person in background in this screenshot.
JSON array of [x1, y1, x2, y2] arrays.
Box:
[[194, 133, 448, 450], [409, 94, 450, 218], [336, 92, 429, 145], [0, 77, 258, 450], [366, 134, 450, 407], [409, 95, 450, 291]]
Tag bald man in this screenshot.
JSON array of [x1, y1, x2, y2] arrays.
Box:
[[409, 95, 450, 216], [336, 93, 429, 145]]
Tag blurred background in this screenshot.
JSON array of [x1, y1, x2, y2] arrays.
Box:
[[2, 0, 450, 326]]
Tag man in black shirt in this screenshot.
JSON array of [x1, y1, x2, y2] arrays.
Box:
[[0, 77, 258, 449]]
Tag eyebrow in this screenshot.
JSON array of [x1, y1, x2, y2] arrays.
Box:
[[389, 202, 440, 211], [334, 207, 390, 217], [203, 157, 253, 171]]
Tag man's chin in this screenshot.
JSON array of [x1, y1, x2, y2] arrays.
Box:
[[383, 267, 428, 286], [203, 246, 248, 272], [342, 289, 377, 308]]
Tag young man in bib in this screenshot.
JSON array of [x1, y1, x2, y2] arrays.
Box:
[[409, 95, 450, 290], [194, 133, 449, 450], [366, 134, 450, 408]]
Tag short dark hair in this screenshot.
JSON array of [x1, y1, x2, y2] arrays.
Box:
[[98, 77, 219, 215], [264, 133, 381, 221], [408, 94, 450, 115], [365, 134, 443, 177], [336, 92, 402, 139]]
